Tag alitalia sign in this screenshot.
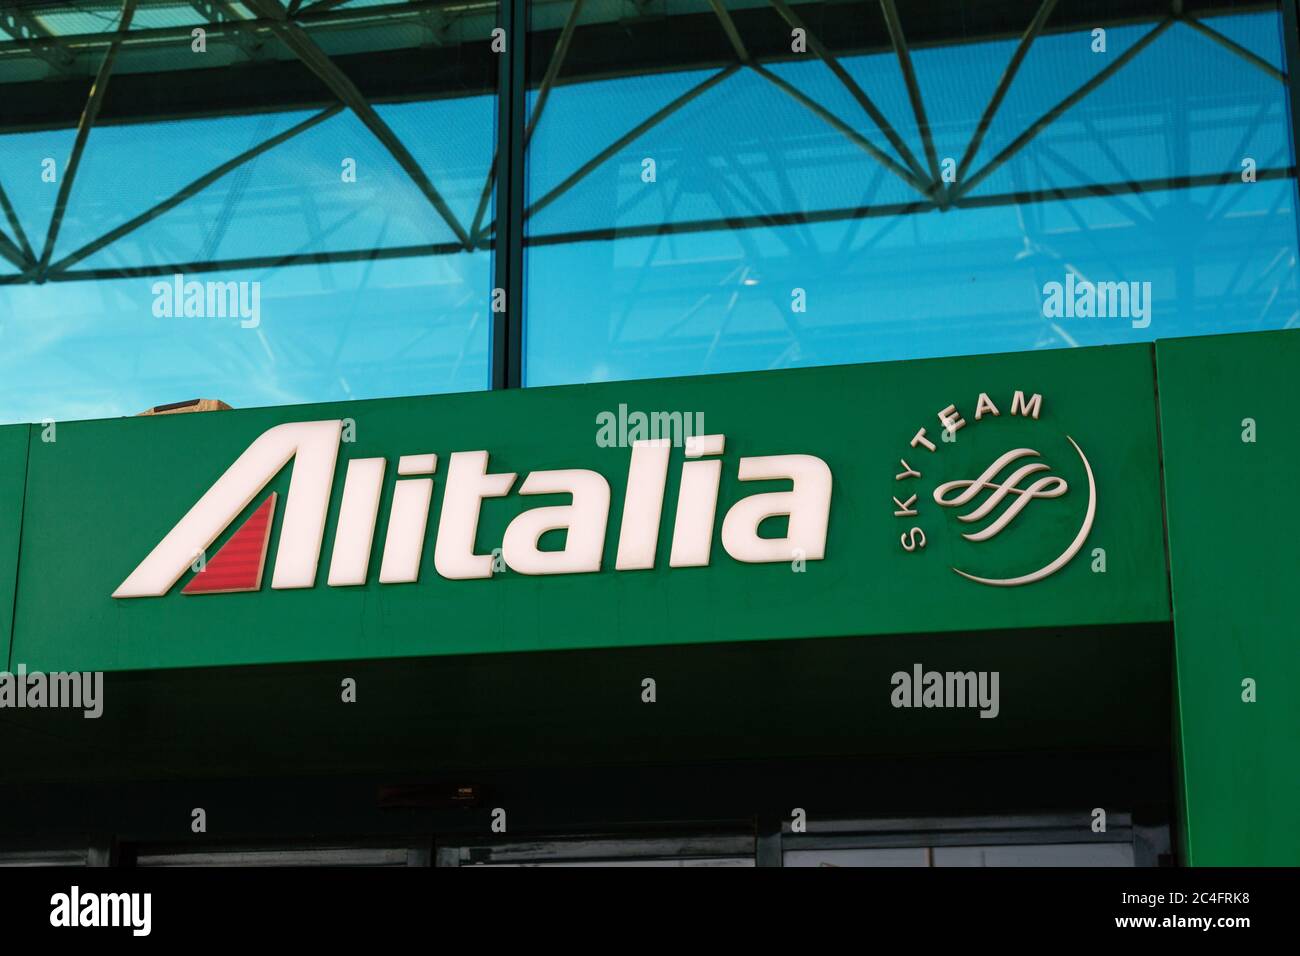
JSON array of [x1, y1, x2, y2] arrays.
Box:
[[112, 388, 1092, 600], [112, 422, 834, 598]]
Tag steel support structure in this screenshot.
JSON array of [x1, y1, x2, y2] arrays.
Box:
[[493, 0, 527, 387], [0, 0, 1296, 389]]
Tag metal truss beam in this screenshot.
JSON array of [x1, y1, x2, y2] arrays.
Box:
[[0, 0, 484, 53], [0, 5, 76, 75], [35, 0, 137, 280], [1180, 14, 1285, 82], [956, 0, 1058, 185], [297, 0, 359, 15], [408, 0, 451, 47], [4, 166, 1289, 287], [526, 0, 585, 147], [471, 0, 584, 243], [879, 0, 941, 198], [1, 237, 482, 285], [953, 17, 1175, 201], [188, 0, 268, 61], [0, 2, 1276, 73], [750, 63, 928, 196], [46, 105, 342, 275], [525, 64, 741, 222], [240, 0, 471, 247], [707, 0, 750, 64], [0, 180, 34, 264], [0, 229, 25, 270], [1, 0, 1288, 291], [519, 0, 949, 229], [530, 166, 1297, 246], [766, 0, 930, 188]]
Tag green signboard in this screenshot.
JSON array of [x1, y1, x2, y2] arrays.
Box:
[[10, 343, 1168, 673], [1158, 330, 1300, 866], [0, 424, 28, 669]]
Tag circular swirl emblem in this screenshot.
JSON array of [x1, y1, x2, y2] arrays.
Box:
[[892, 391, 1097, 587]]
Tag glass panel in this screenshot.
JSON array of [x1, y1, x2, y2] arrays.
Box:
[[933, 843, 1135, 866], [454, 833, 755, 865], [784, 843, 1135, 866], [523, 0, 1299, 386], [133, 845, 414, 867], [471, 857, 755, 866], [0, 847, 89, 866], [0, 1, 499, 425], [784, 847, 930, 867]]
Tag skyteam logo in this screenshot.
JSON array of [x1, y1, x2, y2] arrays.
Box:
[[892, 391, 1097, 587], [113, 421, 835, 598]]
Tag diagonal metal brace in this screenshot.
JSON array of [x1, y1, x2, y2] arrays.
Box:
[[525, 64, 741, 222], [188, 0, 269, 61], [953, 18, 1175, 201], [48, 106, 344, 275], [36, 0, 138, 280], [0, 5, 78, 75], [0, 179, 34, 264], [956, 0, 1058, 185], [879, 0, 941, 196], [1180, 14, 1285, 83], [241, 0, 472, 247], [767, 0, 931, 189]]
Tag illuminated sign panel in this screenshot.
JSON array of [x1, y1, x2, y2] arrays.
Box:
[[8, 344, 1168, 672], [111, 424, 833, 598]]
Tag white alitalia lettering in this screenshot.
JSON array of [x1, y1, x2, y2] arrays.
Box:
[[721, 455, 832, 563], [114, 424, 834, 597], [669, 435, 725, 568], [502, 469, 610, 574], [433, 451, 517, 580], [328, 457, 386, 587], [684, 433, 725, 458], [379, 470, 436, 584], [615, 440, 671, 571], [397, 454, 437, 476], [112, 420, 341, 598]]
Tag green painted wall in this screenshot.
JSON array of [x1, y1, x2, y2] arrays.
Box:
[[9, 333, 1299, 863], [11, 343, 1168, 672], [1158, 330, 1300, 866], [0, 424, 29, 668]]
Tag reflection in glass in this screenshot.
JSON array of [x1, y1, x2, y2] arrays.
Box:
[[0, 1, 499, 424], [523, 1, 1299, 386]]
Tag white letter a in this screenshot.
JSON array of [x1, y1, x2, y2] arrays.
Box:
[[112, 420, 342, 597]]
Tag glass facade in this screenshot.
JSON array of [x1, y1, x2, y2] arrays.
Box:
[[0, 1, 499, 423], [523, 0, 1300, 384], [2, 2, 1296, 881], [1, 0, 1297, 421]]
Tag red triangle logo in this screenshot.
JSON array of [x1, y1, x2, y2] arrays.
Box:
[[183, 493, 277, 595]]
